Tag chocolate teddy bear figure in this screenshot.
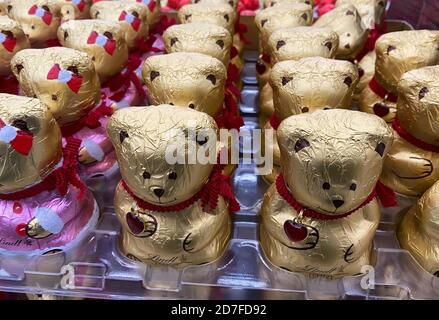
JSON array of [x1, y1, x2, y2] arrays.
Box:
[[108, 105, 238, 267], [260, 109, 393, 277]]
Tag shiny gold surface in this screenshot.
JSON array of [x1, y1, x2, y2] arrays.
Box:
[[7, 0, 63, 47], [270, 57, 359, 120], [313, 4, 368, 60], [263, 0, 314, 8], [353, 50, 375, 101], [359, 30, 439, 122], [267, 26, 339, 64], [163, 22, 232, 67], [90, 1, 149, 51], [261, 109, 393, 277], [191, 0, 238, 10], [57, 19, 128, 82], [108, 105, 231, 267], [0, 16, 30, 76], [255, 3, 313, 54], [381, 66, 439, 197], [178, 3, 236, 35], [336, 0, 387, 29], [0, 94, 62, 193], [142, 52, 226, 118], [12, 47, 101, 127], [398, 180, 439, 276]]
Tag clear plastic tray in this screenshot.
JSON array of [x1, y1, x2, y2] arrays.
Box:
[[0, 53, 438, 301]]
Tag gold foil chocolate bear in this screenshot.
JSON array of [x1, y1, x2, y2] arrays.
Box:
[[178, 3, 236, 36], [336, 0, 387, 30], [260, 109, 393, 277], [258, 26, 339, 127], [57, 19, 128, 83], [7, 0, 63, 48], [359, 30, 439, 123], [142, 52, 226, 118], [11, 47, 101, 127], [398, 180, 439, 276], [254, 2, 313, 88], [262, 57, 359, 184], [313, 4, 368, 60], [380, 66, 439, 197], [0, 16, 30, 77], [109, 105, 234, 267], [90, 0, 149, 51], [263, 0, 314, 8], [163, 22, 232, 67]]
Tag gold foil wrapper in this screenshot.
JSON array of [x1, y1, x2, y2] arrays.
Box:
[[398, 180, 439, 276], [263, 0, 314, 8], [314, 4, 368, 60], [260, 109, 393, 277], [381, 66, 439, 197], [255, 3, 313, 54], [353, 50, 375, 101], [12, 47, 101, 127], [108, 105, 231, 267], [267, 26, 339, 64], [336, 0, 387, 29], [142, 52, 226, 118], [178, 3, 237, 35], [0, 94, 62, 193], [57, 0, 92, 20], [0, 16, 30, 76], [359, 30, 439, 122], [271, 57, 359, 120], [90, 1, 149, 51], [163, 22, 232, 67], [7, 0, 63, 47], [57, 19, 129, 82], [191, 0, 238, 10]]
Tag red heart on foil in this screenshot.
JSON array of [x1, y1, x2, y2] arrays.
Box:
[[284, 219, 308, 242]]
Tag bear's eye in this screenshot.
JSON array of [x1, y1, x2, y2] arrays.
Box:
[[276, 40, 285, 50], [261, 19, 268, 27], [375, 142, 386, 157], [15, 64, 24, 74], [42, 5, 50, 12], [294, 138, 310, 152], [282, 76, 293, 86], [346, 10, 354, 16], [301, 13, 308, 20], [419, 87, 429, 100], [132, 11, 139, 18], [350, 183, 357, 191], [143, 171, 151, 179], [322, 182, 330, 190], [184, 14, 191, 20], [325, 42, 332, 50], [104, 31, 113, 40], [31, 25, 35, 30], [344, 76, 353, 87], [7, 5, 12, 14], [64, 31, 69, 40], [223, 14, 229, 22], [188, 103, 195, 109], [168, 172, 177, 180], [150, 71, 160, 81], [216, 39, 224, 49]]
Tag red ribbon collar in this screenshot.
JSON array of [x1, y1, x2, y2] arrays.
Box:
[[276, 175, 378, 221], [392, 117, 439, 153], [122, 164, 240, 213], [368, 76, 398, 103], [61, 99, 114, 137], [0, 137, 86, 201]]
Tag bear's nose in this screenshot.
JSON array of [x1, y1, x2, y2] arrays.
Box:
[[153, 188, 165, 198], [332, 200, 344, 208]]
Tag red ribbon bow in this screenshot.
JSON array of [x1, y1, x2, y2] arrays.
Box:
[[87, 31, 116, 55], [1, 32, 16, 53], [0, 119, 33, 156], [119, 11, 141, 31], [47, 64, 83, 94], [28, 5, 53, 26]]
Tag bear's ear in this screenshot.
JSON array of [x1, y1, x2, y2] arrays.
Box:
[[11, 115, 41, 135], [374, 142, 386, 157], [293, 138, 310, 153], [119, 130, 129, 144]]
